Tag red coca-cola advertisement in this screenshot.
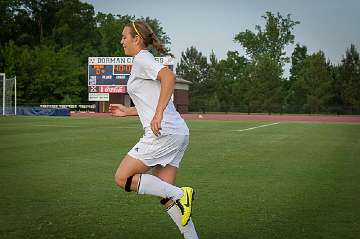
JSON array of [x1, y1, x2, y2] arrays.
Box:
[[97, 86, 127, 93]]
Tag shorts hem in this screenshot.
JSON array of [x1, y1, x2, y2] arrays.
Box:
[[127, 153, 180, 168]]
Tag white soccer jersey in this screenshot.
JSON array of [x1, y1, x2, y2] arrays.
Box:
[[127, 50, 189, 136]]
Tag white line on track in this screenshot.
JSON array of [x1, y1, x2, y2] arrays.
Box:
[[233, 122, 281, 132]]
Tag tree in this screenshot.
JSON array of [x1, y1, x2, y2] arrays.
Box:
[[0, 40, 17, 77], [95, 14, 170, 57], [338, 44, 360, 113], [176, 46, 209, 83], [220, 51, 248, 112], [328, 64, 343, 114], [234, 11, 299, 66], [233, 12, 299, 113], [1, 42, 83, 105], [205, 51, 221, 111], [240, 54, 283, 114], [53, 0, 100, 57], [257, 55, 284, 113], [0, 0, 174, 104], [176, 46, 210, 111], [289, 44, 308, 82], [27, 45, 83, 104], [0, 0, 22, 46], [286, 43, 308, 112], [24, 0, 61, 44], [96, 13, 130, 56], [295, 51, 333, 113]]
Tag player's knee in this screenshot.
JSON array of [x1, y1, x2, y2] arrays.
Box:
[[115, 172, 133, 192], [114, 172, 127, 188]]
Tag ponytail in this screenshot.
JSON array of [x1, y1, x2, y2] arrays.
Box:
[[127, 21, 174, 58], [150, 31, 174, 58]]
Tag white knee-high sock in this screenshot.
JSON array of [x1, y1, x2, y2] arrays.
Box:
[[137, 174, 183, 200], [166, 203, 199, 239]]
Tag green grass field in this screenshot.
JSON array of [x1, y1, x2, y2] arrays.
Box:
[[1, 116, 360, 239]]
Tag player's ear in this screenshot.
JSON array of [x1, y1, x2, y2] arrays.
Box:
[[134, 35, 141, 45]]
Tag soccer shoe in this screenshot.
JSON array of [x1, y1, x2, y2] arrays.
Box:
[[176, 186, 195, 226]]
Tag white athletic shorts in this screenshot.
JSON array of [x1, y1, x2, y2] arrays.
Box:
[[128, 133, 189, 168]]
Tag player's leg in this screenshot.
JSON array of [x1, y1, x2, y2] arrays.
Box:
[[161, 135, 195, 226], [153, 165, 198, 239], [114, 154, 184, 200], [114, 154, 150, 191], [152, 164, 178, 208]]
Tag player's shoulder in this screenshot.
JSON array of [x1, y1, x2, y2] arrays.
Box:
[[134, 50, 155, 64]]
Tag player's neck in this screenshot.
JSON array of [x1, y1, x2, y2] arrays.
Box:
[[133, 48, 147, 56]]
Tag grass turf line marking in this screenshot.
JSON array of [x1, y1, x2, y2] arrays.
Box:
[[34, 124, 80, 128], [33, 125, 138, 129], [233, 122, 281, 132]]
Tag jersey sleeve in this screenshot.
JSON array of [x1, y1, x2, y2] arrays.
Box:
[[133, 54, 165, 80]]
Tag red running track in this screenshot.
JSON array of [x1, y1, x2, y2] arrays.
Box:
[[71, 112, 360, 123], [181, 113, 360, 123]]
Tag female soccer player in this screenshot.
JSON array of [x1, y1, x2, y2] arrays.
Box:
[[110, 21, 198, 238]]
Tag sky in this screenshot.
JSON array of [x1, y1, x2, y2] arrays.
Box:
[[82, 0, 360, 75]]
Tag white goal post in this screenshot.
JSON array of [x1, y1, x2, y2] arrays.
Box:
[[0, 73, 17, 116]]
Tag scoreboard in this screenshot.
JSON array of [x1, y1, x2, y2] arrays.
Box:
[[88, 57, 174, 101]]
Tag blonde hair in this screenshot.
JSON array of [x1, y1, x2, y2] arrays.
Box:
[[126, 21, 174, 57]]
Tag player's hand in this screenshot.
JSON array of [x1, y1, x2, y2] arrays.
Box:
[[151, 112, 163, 136], [109, 104, 127, 117]]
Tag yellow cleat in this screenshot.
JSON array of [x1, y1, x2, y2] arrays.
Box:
[[176, 187, 195, 226]]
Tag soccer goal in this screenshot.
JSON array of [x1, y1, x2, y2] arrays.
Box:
[[0, 73, 17, 116]]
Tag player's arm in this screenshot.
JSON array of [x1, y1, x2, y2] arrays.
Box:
[[109, 104, 138, 117], [151, 67, 175, 136], [126, 106, 138, 116]]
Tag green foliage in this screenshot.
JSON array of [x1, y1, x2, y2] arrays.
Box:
[[289, 44, 308, 83], [234, 12, 300, 65], [94, 14, 172, 57], [53, 0, 100, 57], [176, 46, 211, 111], [176, 46, 209, 84], [1, 40, 17, 77], [290, 51, 333, 113], [0, 0, 171, 104], [1, 43, 83, 104], [96, 13, 129, 56], [177, 47, 250, 112], [338, 44, 360, 113], [230, 12, 298, 113], [253, 54, 284, 113], [286, 44, 309, 112], [217, 51, 248, 112], [1, 4, 359, 114]]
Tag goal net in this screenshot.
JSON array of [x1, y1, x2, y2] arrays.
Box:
[[0, 73, 16, 116]]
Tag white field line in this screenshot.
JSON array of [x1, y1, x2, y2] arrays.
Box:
[[233, 122, 281, 132], [35, 124, 80, 128], [108, 126, 139, 129]]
